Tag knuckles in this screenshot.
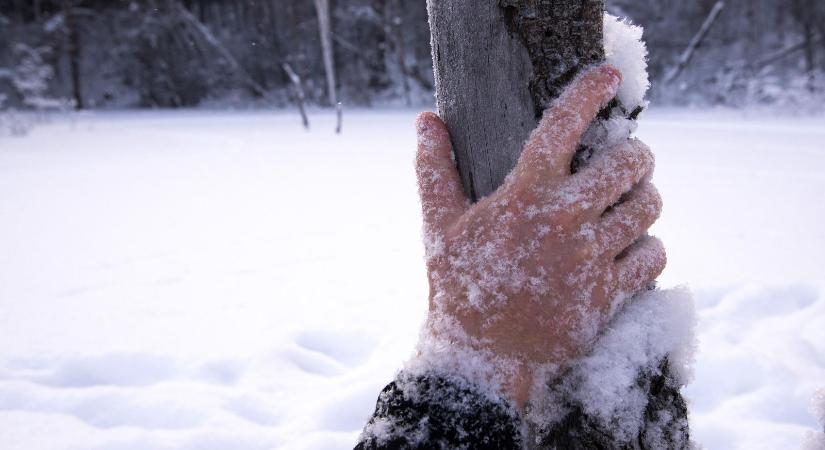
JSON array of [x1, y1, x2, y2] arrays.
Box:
[[639, 183, 663, 220], [649, 186, 664, 218], [629, 139, 655, 173], [647, 236, 668, 272]]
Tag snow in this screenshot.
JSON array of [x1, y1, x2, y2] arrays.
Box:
[[803, 389, 825, 450], [527, 287, 696, 444], [1, 108, 824, 449], [580, 15, 648, 161], [603, 13, 649, 112]]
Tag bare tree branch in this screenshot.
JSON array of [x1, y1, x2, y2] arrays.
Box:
[[665, 1, 725, 83]]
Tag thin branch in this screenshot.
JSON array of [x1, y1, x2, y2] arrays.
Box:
[[282, 63, 310, 129], [170, 0, 268, 98], [665, 1, 725, 83], [755, 33, 823, 69]]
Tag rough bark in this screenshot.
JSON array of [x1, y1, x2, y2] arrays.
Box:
[[426, 1, 690, 448]]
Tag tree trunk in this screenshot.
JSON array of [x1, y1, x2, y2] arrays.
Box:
[[804, 21, 816, 91], [313, 0, 337, 107], [63, 0, 83, 110], [387, 0, 412, 106], [428, 0, 603, 201], [426, 1, 690, 448]]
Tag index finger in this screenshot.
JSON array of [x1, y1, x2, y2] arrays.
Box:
[[512, 65, 621, 184]]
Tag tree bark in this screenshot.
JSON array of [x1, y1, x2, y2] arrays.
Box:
[[428, 0, 603, 201], [426, 1, 690, 448]]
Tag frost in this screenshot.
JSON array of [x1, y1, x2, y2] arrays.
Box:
[[405, 313, 530, 405]]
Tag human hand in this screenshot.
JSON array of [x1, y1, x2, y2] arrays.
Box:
[[414, 65, 666, 409]]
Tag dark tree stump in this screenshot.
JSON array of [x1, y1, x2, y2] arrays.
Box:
[[426, 1, 691, 448]]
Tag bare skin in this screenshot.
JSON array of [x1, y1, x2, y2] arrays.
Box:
[[414, 65, 666, 409]]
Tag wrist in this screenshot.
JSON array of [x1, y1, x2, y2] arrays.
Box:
[[408, 313, 543, 410]]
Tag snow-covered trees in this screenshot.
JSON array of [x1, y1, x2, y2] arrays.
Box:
[[10, 44, 61, 110], [614, 0, 825, 106], [1, 1, 824, 109], [0, 42, 67, 135]]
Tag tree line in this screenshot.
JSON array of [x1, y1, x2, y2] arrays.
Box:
[[1, 0, 823, 111]]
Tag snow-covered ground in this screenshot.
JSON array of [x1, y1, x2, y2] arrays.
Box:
[[1, 109, 823, 450]]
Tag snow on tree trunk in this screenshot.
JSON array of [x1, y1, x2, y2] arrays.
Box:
[[426, 1, 692, 447]]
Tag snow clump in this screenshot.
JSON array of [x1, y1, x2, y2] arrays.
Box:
[[581, 14, 650, 153], [803, 389, 825, 450], [603, 13, 649, 113], [526, 287, 696, 444]]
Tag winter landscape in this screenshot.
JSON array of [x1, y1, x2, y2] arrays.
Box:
[[3, 0, 825, 449], [1, 108, 824, 449]]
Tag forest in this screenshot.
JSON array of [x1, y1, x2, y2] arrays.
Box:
[[1, 0, 824, 111]]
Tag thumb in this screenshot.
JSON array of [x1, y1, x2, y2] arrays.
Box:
[[415, 112, 467, 236]]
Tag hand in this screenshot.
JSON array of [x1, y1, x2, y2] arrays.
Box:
[[414, 65, 666, 409]]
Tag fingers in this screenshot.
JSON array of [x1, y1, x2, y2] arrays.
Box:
[[562, 139, 655, 223], [416, 112, 467, 235], [595, 182, 662, 258], [513, 65, 621, 183], [614, 235, 666, 295]]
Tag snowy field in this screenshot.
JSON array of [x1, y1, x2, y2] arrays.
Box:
[[1, 109, 824, 450]]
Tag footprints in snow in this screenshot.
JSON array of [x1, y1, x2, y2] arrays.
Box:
[[0, 353, 261, 430], [284, 329, 377, 377], [0, 329, 378, 432]]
